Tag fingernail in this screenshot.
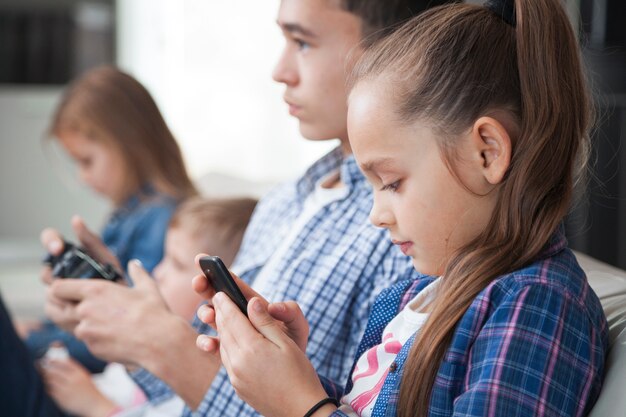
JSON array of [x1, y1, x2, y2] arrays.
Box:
[[49, 240, 62, 253], [201, 338, 211, 351], [252, 298, 263, 313], [129, 259, 143, 271], [273, 302, 286, 313], [197, 336, 208, 351], [213, 292, 224, 305]]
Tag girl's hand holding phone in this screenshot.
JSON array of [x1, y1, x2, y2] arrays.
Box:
[[193, 254, 310, 353], [212, 293, 333, 417]]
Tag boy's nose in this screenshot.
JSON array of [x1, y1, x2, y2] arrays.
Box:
[[272, 50, 298, 86]]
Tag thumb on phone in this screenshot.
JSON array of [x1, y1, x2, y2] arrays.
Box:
[[268, 301, 309, 352], [193, 253, 216, 300], [247, 297, 289, 346]]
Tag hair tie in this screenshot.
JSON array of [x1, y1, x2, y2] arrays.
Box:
[[484, 0, 516, 27], [302, 397, 339, 417]]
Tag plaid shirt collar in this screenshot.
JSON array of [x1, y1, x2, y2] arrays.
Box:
[[295, 146, 367, 200]]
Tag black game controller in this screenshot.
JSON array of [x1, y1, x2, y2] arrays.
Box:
[[43, 240, 122, 282]]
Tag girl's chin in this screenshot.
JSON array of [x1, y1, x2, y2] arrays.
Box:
[[411, 257, 443, 277]]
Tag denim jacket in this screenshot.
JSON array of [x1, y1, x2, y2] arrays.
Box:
[[101, 184, 177, 273]]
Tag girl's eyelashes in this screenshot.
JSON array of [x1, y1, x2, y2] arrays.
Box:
[[380, 180, 401, 192]]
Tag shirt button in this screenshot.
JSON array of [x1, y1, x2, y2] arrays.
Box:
[[389, 362, 398, 372]]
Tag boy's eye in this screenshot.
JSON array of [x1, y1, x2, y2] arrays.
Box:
[[293, 38, 310, 51], [380, 180, 401, 192], [172, 258, 185, 271]]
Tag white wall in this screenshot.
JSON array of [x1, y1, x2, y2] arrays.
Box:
[[115, 0, 337, 183], [0, 87, 110, 245], [0, 0, 336, 251]]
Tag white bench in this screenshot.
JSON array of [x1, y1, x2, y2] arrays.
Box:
[[576, 252, 626, 417]]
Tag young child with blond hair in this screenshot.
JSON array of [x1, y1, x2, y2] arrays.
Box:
[[41, 197, 257, 417]]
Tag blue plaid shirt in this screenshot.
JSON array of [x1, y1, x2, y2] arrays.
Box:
[[131, 147, 416, 415], [323, 230, 609, 417]]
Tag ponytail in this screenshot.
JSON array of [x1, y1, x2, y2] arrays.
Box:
[[349, 1, 592, 415]]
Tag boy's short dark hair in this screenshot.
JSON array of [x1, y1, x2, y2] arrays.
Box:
[[339, 0, 461, 45]]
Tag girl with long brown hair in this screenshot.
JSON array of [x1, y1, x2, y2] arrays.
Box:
[[24, 65, 197, 373], [202, 0, 609, 416], [46, 64, 197, 271]]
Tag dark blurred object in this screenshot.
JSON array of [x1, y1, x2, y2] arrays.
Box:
[[43, 240, 122, 281], [580, 0, 626, 49], [0, 1, 114, 85], [566, 0, 626, 269]]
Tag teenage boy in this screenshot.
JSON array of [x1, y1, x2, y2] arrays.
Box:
[[43, 1, 457, 416]]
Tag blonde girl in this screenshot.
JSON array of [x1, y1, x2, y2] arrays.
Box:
[[26, 65, 197, 373], [200, 1, 609, 416], [48, 65, 197, 271]]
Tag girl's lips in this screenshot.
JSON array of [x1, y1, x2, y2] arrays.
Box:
[[393, 240, 414, 255]]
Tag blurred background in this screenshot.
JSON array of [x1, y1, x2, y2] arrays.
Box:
[[0, 0, 336, 316], [0, 0, 624, 317]]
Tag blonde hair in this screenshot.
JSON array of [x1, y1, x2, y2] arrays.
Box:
[[49, 65, 197, 201], [169, 197, 257, 267], [350, 1, 592, 415]]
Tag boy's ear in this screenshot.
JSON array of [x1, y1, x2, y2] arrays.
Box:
[[470, 116, 512, 185]]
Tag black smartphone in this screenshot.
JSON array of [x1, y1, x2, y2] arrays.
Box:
[[199, 256, 248, 316]]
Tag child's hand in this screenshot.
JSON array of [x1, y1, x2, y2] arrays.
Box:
[[266, 300, 309, 352], [193, 253, 310, 354], [213, 294, 332, 417], [196, 299, 310, 355], [70, 215, 122, 272], [40, 227, 66, 285], [44, 283, 81, 333], [191, 253, 260, 301], [48, 261, 174, 365], [41, 358, 118, 417], [40, 215, 122, 281], [192, 252, 259, 353]]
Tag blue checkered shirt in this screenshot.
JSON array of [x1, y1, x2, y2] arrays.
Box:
[[322, 229, 609, 416], [131, 147, 416, 415]]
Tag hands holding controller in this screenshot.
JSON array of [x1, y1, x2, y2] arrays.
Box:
[[40, 218, 336, 416], [40, 217, 218, 409]]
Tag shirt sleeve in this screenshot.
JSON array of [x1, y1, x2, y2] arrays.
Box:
[[179, 315, 219, 417], [319, 374, 344, 401], [128, 367, 175, 405], [451, 283, 606, 417]]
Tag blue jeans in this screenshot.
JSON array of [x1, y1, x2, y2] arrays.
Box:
[[0, 292, 63, 417], [26, 320, 107, 373]]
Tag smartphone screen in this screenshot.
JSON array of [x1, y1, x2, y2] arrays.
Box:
[[199, 256, 248, 316]]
